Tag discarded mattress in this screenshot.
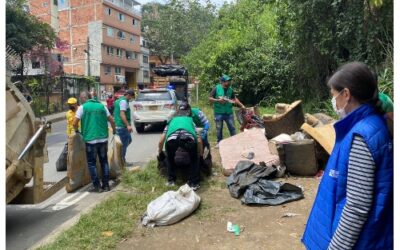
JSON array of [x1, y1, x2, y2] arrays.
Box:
[[226, 161, 304, 206], [141, 184, 201, 227], [219, 128, 280, 176]]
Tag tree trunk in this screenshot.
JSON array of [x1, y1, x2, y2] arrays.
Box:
[[19, 53, 24, 79]]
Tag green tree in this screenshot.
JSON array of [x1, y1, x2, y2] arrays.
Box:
[[6, 1, 56, 77], [142, 0, 216, 63], [184, 0, 393, 107]]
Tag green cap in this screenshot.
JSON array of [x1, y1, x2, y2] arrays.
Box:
[[220, 74, 231, 82]]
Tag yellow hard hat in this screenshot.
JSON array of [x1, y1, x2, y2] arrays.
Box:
[[67, 97, 77, 104]]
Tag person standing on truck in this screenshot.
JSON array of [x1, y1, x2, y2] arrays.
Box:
[[158, 102, 201, 191], [208, 74, 245, 148], [113, 89, 135, 166], [73, 90, 116, 192]]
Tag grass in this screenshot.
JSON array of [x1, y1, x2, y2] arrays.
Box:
[[39, 160, 222, 250]]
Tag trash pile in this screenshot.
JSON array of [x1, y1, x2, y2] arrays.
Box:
[[218, 100, 338, 205]]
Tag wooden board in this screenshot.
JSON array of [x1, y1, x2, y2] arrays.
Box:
[[301, 123, 335, 155]]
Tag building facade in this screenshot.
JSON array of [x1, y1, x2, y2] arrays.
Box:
[[28, 0, 142, 95], [137, 37, 150, 89]]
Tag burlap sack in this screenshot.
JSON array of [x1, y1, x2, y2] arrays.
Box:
[[66, 133, 91, 192], [108, 135, 125, 179]]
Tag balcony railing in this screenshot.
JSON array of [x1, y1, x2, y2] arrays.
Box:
[[104, 0, 142, 17]]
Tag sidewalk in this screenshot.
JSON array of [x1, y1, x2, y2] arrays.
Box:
[[45, 112, 66, 123]]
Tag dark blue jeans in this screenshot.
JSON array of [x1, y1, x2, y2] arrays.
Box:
[[215, 113, 236, 143], [165, 139, 200, 186], [85, 142, 109, 188], [116, 127, 132, 162]]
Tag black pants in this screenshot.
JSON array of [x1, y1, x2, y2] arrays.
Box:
[[165, 138, 200, 185]]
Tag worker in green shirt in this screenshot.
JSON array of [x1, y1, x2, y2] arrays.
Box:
[[158, 102, 201, 191], [73, 90, 116, 193]]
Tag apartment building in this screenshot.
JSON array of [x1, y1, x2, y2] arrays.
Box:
[[28, 0, 142, 94], [137, 37, 150, 89]]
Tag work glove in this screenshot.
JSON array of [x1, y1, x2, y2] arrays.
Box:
[[157, 151, 166, 162]]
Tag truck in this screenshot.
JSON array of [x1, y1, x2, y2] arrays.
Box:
[[152, 64, 189, 104], [6, 81, 68, 204]]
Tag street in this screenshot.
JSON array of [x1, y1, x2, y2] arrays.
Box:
[[6, 119, 163, 250]]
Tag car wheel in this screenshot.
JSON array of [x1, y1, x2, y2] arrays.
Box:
[[135, 123, 145, 133]]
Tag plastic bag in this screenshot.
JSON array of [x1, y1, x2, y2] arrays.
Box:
[[141, 184, 201, 227], [56, 143, 68, 171]]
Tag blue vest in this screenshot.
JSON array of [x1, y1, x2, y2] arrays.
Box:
[[302, 104, 393, 250]]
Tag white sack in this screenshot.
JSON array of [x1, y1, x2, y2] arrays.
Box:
[[141, 184, 201, 227]]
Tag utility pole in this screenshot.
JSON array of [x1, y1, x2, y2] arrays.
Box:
[[85, 36, 91, 77]]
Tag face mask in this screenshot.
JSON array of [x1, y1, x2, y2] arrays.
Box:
[[331, 90, 348, 119]]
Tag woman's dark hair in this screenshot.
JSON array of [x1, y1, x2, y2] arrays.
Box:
[[327, 61, 384, 114]]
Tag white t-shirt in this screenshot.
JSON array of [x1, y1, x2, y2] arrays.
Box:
[[75, 104, 111, 144], [119, 99, 128, 111]]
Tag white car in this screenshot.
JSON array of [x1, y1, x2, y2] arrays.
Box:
[[132, 88, 177, 133]]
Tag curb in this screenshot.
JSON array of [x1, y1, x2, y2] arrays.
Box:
[[45, 112, 66, 123]]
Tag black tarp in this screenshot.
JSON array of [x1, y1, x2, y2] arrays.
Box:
[[153, 65, 188, 77], [226, 160, 304, 205]]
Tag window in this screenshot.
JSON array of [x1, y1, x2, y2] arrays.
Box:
[[132, 19, 138, 26], [53, 0, 58, 6], [150, 63, 156, 68], [57, 54, 62, 62], [117, 30, 125, 40], [116, 48, 123, 57], [107, 27, 113, 37], [42, 2, 48, 7], [107, 46, 114, 55], [125, 51, 134, 60], [118, 13, 125, 21], [63, 57, 69, 62], [105, 8, 111, 15], [115, 67, 121, 74], [104, 66, 111, 75], [32, 61, 41, 69], [143, 55, 148, 64], [143, 70, 149, 78], [130, 35, 136, 44]]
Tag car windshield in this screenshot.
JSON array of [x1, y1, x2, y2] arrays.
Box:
[[136, 91, 172, 101]]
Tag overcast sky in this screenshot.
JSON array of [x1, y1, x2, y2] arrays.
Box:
[[137, 0, 235, 7]]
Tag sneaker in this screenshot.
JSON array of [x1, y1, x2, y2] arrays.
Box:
[[189, 183, 200, 191], [165, 181, 176, 187], [102, 185, 111, 192], [89, 186, 102, 193]]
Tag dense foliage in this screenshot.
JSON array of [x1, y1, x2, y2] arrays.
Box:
[[6, 0, 56, 76], [141, 0, 217, 64], [183, 0, 393, 107]]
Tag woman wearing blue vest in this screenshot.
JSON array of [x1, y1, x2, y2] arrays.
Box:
[[302, 62, 393, 250]]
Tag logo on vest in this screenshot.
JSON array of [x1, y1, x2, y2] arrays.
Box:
[[329, 169, 339, 178]]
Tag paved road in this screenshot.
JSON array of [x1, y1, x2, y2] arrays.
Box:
[[6, 120, 163, 250]]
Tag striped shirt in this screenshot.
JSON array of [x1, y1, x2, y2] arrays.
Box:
[[328, 135, 375, 250], [196, 109, 209, 127]]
